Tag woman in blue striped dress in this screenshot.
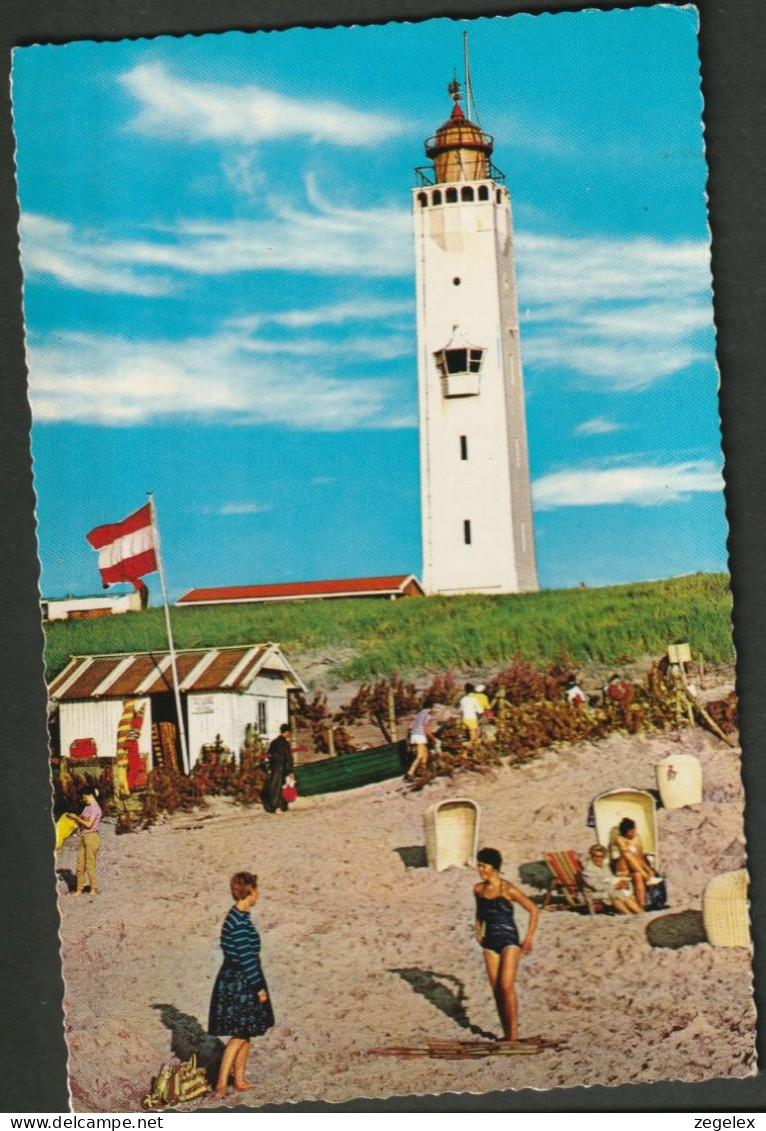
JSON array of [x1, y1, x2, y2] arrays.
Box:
[[209, 871, 275, 1097]]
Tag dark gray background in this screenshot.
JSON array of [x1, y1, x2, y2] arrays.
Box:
[[1, 0, 763, 1113]]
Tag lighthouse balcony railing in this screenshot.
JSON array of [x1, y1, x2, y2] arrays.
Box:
[[414, 162, 506, 188]]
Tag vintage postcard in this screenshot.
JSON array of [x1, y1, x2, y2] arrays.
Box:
[[12, 5, 755, 1111]]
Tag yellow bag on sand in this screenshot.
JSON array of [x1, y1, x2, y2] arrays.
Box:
[[142, 1053, 210, 1108], [55, 815, 79, 851]]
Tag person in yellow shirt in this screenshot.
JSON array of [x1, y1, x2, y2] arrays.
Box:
[[470, 683, 491, 715]]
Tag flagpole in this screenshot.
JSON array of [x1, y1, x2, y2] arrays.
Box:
[[148, 492, 190, 775]]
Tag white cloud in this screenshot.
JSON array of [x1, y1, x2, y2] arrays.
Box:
[[18, 214, 176, 297], [228, 298, 413, 332], [121, 62, 405, 148], [221, 152, 267, 201], [516, 233, 714, 390], [532, 459, 723, 510], [26, 324, 411, 431], [218, 502, 273, 516], [19, 205, 713, 400], [19, 182, 413, 293], [575, 417, 623, 436]]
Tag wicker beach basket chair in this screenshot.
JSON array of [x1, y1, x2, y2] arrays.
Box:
[[424, 798, 480, 871], [593, 788, 659, 872], [655, 752, 703, 810], [703, 869, 751, 948]]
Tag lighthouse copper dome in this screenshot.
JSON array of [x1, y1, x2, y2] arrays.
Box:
[[425, 101, 494, 184]]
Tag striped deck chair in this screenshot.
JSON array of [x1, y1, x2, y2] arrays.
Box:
[[543, 850, 588, 911]]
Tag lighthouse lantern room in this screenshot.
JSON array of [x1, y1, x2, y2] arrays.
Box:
[[413, 70, 538, 595]]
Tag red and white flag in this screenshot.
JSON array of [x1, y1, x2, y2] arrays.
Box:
[[86, 503, 158, 589]]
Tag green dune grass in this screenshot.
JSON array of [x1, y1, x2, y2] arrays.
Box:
[[43, 572, 734, 684]]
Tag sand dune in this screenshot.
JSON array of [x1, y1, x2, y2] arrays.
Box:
[[56, 712, 754, 1111]]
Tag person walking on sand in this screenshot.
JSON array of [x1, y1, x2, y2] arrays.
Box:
[[474, 846, 538, 1044], [459, 683, 482, 753], [406, 701, 436, 781], [209, 871, 274, 1098], [67, 786, 102, 896], [263, 724, 293, 814]]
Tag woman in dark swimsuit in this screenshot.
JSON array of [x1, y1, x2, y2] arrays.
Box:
[[474, 847, 539, 1044]]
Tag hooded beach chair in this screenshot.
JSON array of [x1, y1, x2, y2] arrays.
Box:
[[703, 869, 751, 948], [424, 798, 480, 871], [592, 788, 659, 874], [542, 849, 588, 911]]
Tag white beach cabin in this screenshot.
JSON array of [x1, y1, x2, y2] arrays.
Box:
[[47, 642, 306, 772]]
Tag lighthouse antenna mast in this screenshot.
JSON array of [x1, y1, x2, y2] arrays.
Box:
[[463, 30, 480, 125]]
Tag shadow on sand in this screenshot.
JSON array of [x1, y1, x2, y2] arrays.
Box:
[[389, 967, 496, 1040], [394, 846, 428, 869], [56, 868, 77, 893], [646, 910, 708, 949], [152, 1003, 225, 1085], [518, 860, 552, 892]]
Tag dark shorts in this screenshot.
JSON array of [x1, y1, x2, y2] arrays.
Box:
[[481, 926, 520, 955]]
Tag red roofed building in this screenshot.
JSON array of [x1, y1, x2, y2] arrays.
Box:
[[176, 574, 424, 607]]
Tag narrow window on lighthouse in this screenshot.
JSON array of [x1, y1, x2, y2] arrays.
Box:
[[433, 189, 442, 205], [417, 192, 428, 208], [461, 186, 474, 202], [460, 435, 468, 460], [464, 520, 472, 545], [478, 184, 489, 201], [469, 349, 483, 373], [446, 187, 458, 204]]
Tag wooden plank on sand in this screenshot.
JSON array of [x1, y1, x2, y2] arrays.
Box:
[[370, 1036, 565, 1059]]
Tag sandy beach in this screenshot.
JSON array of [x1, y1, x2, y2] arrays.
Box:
[[56, 702, 755, 1112]]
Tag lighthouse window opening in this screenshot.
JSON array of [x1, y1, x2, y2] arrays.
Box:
[[448, 349, 467, 373], [452, 277, 461, 286], [469, 349, 483, 373], [463, 520, 472, 545], [496, 189, 502, 204], [417, 192, 428, 208], [432, 189, 442, 205], [460, 435, 468, 461], [461, 186, 474, 202], [478, 185, 489, 201], [434, 347, 484, 376], [446, 187, 458, 204]]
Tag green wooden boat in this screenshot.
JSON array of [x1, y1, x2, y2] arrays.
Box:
[[296, 740, 410, 797]]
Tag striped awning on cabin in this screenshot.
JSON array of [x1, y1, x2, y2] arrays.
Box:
[[47, 643, 305, 702]]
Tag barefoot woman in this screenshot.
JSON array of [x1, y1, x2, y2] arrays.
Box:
[[474, 847, 538, 1044], [209, 872, 274, 1097]]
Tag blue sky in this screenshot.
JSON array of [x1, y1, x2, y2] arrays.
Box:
[[12, 7, 727, 600]]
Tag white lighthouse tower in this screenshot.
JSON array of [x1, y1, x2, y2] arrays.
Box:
[[413, 74, 538, 595]]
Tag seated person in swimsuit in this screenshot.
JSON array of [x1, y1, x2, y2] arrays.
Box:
[[474, 846, 539, 1044], [613, 818, 660, 909], [582, 844, 642, 915]]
